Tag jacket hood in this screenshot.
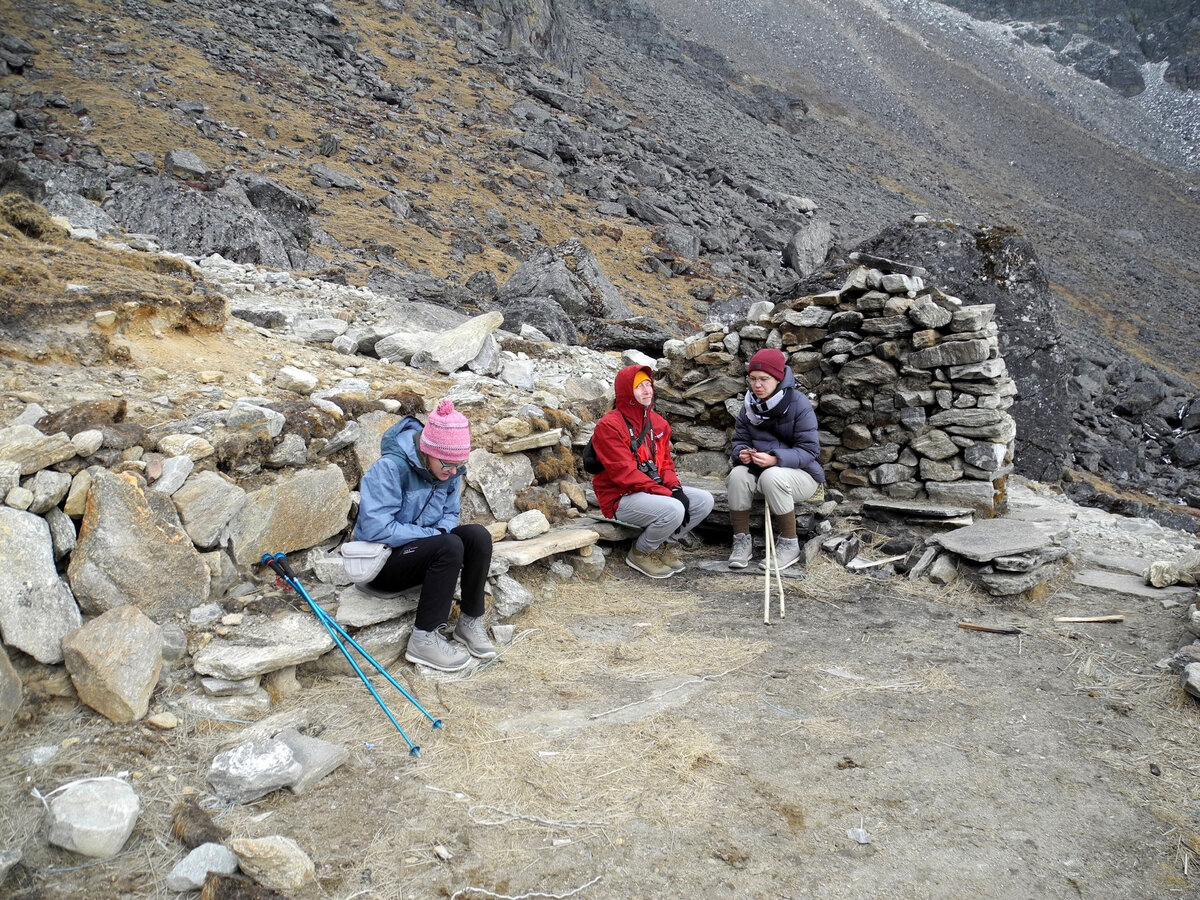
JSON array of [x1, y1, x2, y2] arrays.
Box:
[[773, 364, 798, 395], [614, 364, 654, 415], [380, 416, 438, 480]]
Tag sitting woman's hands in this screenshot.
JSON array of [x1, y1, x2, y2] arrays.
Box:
[[747, 450, 777, 468]]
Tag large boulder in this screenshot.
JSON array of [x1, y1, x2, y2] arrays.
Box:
[[0, 508, 82, 663], [104, 176, 292, 268], [224, 465, 352, 566], [67, 472, 211, 617], [497, 239, 632, 333]]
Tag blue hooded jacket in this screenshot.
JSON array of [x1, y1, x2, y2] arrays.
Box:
[[354, 416, 464, 546], [730, 365, 826, 484]]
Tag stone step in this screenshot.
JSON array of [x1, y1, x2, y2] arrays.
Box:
[[492, 526, 600, 566]]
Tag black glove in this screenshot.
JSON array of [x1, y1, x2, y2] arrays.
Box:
[[670, 487, 691, 527]]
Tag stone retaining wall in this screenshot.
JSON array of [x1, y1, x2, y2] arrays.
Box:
[[655, 260, 1017, 516]]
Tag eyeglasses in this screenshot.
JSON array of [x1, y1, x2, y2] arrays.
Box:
[[748, 375, 776, 385], [433, 458, 460, 472]]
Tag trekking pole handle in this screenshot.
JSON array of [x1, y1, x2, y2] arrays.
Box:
[[261, 552, 289, 579], [272, 551, 298, 581]]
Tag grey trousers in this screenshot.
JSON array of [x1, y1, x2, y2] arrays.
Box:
[[615, 486, 716, 553], [726, 465, 819, 516]]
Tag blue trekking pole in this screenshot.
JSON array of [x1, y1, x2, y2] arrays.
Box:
[[262, 552, 442, 756], [266, 553, 442, 729]]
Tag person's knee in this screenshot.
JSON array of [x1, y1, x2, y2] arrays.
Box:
[[456, 523, 492, 550], [726, 471, 755, 510], [432, 532, 465, 564], [726, 467, 754, 490], [761, 470, 797, 500]]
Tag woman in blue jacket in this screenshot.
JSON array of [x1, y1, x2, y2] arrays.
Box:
[[726, 349, 825, 571], [355, 399, 493, 672]]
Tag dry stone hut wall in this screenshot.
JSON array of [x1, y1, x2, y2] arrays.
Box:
[[655, 263, 1017, 515]]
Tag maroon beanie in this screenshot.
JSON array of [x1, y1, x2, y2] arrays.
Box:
[[420, 399, 471, 463], [748, 348, 787, 382]]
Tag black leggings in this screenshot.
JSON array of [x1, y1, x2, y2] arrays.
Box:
[[367, 524, 492, 632]]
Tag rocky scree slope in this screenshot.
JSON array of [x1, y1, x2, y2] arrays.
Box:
[[0, 0, 1198, 522]]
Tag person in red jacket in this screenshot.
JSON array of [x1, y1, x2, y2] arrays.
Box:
[[591, 364, 714, 578]]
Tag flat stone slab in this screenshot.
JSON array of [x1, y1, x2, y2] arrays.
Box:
[[572, 516, 640, 542], [192, 612, 334, 680], [862, 499, 974, 519], [497, 676, 707, 734], [492, 527, 598, 566], [1083, 553, 1155, 577], [693, 559, 807, 579], [1072, 569, 1195, 600], [276, 727, 349, 794], [931, 518, 1053, 562], [334, 586, 419, 628]]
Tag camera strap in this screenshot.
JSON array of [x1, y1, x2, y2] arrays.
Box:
[[626, 416, 653, 460]]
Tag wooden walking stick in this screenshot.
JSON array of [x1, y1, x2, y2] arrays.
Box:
[[763, 510, 772, 624], [763, 510, 785, 624]]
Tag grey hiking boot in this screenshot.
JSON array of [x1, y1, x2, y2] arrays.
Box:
[[453, 613, 497, 660], [657, 541, 686, 573], [405, 627, 471, 672], [728, 533, 753, 569], [760, 537, 802, 572], [626, 546, 674, 579]]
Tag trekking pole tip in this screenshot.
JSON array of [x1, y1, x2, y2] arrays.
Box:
[[431, 719, 443, 730], [409, 746, 421, 757]]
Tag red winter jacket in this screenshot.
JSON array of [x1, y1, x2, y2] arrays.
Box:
[[591, 364, 680, 519]]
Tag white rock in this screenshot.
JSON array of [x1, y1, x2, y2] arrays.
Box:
[[71, 429, 104, 456], [275, 365, 319, 394], [46, 778, 141, 859]]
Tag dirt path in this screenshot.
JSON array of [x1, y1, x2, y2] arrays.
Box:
[[3, 491, 1199, 899]]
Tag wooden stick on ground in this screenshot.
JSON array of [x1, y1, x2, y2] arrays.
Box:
[[958, 621, 1023, 635], [1053, 615, 1125, 624]]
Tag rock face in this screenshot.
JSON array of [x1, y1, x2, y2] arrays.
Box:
[[941, 0, 1199, 91], [450, 0, 582, 79]]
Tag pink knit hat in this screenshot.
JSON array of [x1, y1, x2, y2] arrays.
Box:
[[420, 399, 471, 463]]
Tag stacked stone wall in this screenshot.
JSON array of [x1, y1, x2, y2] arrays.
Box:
[[655, 263, 1018, 515]]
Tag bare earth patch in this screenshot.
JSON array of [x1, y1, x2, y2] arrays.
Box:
[[3, 517, 1199, 898]]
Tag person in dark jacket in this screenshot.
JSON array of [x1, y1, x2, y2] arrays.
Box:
[[591, 364, 714, 578], [355, 399, 494, 672], [726, 349, 825, 571]]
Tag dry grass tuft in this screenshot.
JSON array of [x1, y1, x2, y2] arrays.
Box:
[[532, 445, 576, 483], [0, 192, 69, 241]]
